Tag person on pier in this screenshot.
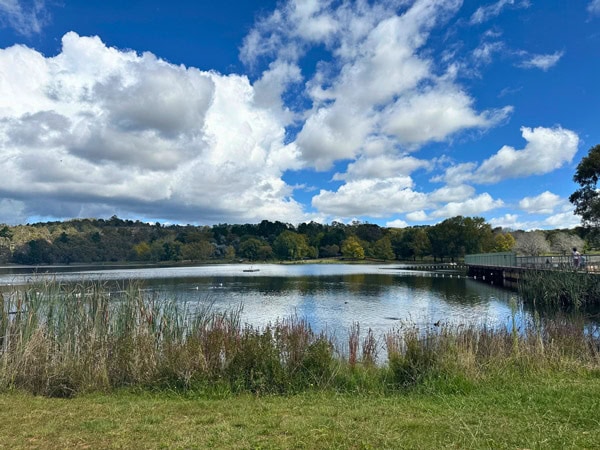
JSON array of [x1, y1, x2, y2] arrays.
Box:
[[572, 247, 581, 269]]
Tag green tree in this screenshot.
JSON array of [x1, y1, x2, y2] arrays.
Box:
[[319, 244, 340, 258], [273, 231, 312, 260], [0, 226, 12, 239], [493, 233, 516, 252], [341, 236, 365, 260], [181, 241, 215, 261], [428, 216, 494, 261], [570, 144, 600, 229], [239, 238, 273, 261], [372, 236, 395, 260], [410, 228, 431, 260], [133, 242, 152, 260]]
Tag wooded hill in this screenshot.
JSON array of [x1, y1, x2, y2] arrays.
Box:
[[0, 215, 589, 265]]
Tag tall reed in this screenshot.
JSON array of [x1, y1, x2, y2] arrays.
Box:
[[0, 278, 598, 397], [518, 270, 600, 309]]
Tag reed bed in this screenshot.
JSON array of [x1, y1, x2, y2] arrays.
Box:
[[1, 279, 599, 397], [518, 269, 600, 309]]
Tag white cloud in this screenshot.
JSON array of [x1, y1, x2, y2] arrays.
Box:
[[333, 155, 431, 181], [588, 0, 600, 15], [406, 210, 429, 222], [242, 0, 509, 171], [386, 219, 409, 228], [473, 41, 504, 65], [252, 60, 302, 122], [430, 193, 504, 218], [294, 102, 376, 170], [519, 51, 564, 71], [382, 85, 512, 145], [490, 210, 581, 230], [0, 0, 48, 36], [489, 213, 525, 230], [0, 33, 308, 224], [429, 184, 476, 203], [431, 162, 477, 186], [543, 212, 580, 229], [518, 191, 562, 214], [470, 0, 529, 24], [312, 178, 428, 217], [470, 126, 579, 184]]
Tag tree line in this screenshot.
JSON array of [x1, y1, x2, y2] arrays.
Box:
[[0, 215, 589, 266]]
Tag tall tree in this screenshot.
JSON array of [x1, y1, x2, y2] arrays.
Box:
[[570, 144, 600, 229]]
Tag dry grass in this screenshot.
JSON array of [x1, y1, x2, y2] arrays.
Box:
[[1, 278, 599, 397]]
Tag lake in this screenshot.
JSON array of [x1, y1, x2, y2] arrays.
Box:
[[0, 263, 524, 342]]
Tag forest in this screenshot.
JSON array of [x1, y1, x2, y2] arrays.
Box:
[[0, 215, 590, 265]]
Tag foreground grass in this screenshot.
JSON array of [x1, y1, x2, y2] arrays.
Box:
[[1, 371, 599, 449]]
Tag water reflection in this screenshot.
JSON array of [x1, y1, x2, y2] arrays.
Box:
[[0, 264, 523, 341]]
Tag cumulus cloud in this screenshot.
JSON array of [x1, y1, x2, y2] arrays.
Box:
[[312, 178, 428, 217], [472, 126, 579, 183], [489, 213, 527, 230], [490, 208, 580, 231], [519, 51, 564, 71], [435, 126, 579, 186], [381, 85, 512, 145], [430, 193, 504, 218], [544, 212, 580, 229], [242, 0, 509, 170], [386, 219, 409, 228], [235, 0, 516, 222], [0, 33, 307, 224], [406, 210, 429, 222], [429, 184, 476, 203], [518, 191, 562, 214], [3, 1, 573, 228], [333, 155, 431, 181], [0, 0, 48, 36]]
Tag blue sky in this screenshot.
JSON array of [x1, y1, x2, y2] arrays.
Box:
[[0, 0, 599, 229]]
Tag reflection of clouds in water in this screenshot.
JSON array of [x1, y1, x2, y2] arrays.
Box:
[[0, 264, 528, 340]]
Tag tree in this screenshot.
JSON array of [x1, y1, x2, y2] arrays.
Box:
[[570, 144, 600, 229], [181, 241, 215, 261], [239, 238, 273, 261], [410, 228, 431, 260], [341, 236, 365, 260], [493, 232, 516, 252], [372, 236, 395, 260], [273, 231, 312, 260], [514, 231, 550, 256], [0, 226, 12, 239], [428, 216, 494, 261], [549, 232, 584, 256], [133, 242, 152, 260]]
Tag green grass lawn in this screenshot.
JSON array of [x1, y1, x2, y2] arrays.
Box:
[[1, 372, 599, 449]]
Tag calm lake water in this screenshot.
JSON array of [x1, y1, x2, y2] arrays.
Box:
[[0, 263, 524, 341]]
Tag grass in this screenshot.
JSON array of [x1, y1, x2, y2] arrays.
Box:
[[2, 278, 600, 447], [1, 371, 599, 449], [1, 278, 600, 398]]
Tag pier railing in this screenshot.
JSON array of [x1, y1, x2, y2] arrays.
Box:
[[465, 252, 600, 272]]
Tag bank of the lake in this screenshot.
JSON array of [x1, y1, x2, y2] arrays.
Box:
[[2, 370, 599, 449]]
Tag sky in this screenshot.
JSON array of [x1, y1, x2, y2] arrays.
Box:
[[0, 0, 599, 230]]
